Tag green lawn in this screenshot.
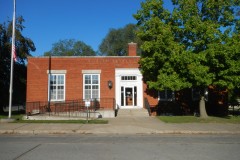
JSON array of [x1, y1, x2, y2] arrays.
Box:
[[0, 114, 108, 124], [15, 119, 108, 124], [0, 114, 23, 120], [158, 116, 240, 123]]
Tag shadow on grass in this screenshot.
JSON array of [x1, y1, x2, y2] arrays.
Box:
[[0, 111, 24, 120]]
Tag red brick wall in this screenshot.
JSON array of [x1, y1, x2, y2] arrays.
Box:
[[143, 83, 159, 115], [128, 43, 137, 56], [27, 56, 159, 108], [27, 58, 49, 102], [28, 57, 132, 100]]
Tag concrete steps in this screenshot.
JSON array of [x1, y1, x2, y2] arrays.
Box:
[[116, 108, 149, 117]]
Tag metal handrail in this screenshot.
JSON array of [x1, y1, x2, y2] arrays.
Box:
[[26, 98, 115, 117], [144, 98, 151, 116]]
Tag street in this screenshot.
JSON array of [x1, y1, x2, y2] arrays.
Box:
[[0, 134, 239, 160]]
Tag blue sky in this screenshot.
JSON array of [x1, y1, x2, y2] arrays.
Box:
[[1, 0, 173, 56]]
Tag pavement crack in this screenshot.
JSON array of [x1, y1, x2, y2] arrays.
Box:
[[12, 144, 41, 160], [13, 124, 30, 130]]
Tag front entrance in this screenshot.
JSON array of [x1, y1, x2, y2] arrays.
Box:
[[121, 86, 137, 107], [115, 68, 143, 109]]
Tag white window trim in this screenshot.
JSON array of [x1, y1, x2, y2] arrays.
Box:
[[83, 74, 100, 101], [82, 70, 101, 74], [47, 70, 67, 74], [48, 73, 66, 102]]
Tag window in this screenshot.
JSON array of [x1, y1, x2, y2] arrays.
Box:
[[84, 74, 100, 100], [121, 76, 137, 81], [192, 88, 200, 101], [49, 74, 65, 101], [192, 88, 208, 101], [159, 89, 175, 101]]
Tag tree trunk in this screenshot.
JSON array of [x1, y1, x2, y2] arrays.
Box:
[[199, 96, 208, 118]]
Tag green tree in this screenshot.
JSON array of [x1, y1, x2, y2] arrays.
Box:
[[134, 0, 191, 91], [99, 24, 142, 56], [44, 39, 96, 56], [0, 16, 35, 114], [134, 0, 240, 117]]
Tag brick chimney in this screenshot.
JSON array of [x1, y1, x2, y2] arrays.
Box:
[[128, 42, 137, 56]]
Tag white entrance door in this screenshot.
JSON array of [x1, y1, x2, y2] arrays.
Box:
[[121, 86, 137, 107], [115, 69, 143, 109]]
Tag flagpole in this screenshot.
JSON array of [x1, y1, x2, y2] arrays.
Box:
[[8, 0, 16, 118]]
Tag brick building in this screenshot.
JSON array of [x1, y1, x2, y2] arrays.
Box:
[[26, 43, 158, 117]]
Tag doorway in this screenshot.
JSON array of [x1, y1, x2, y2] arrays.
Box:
[[121, 86, 137, 107], [115, 68, 143, 109]]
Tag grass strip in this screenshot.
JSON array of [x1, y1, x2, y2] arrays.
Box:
[[0, 114, 108, 124], [158, 116, 240, 123], [14, 119, 108, 124], [0, 114, 23, 120]]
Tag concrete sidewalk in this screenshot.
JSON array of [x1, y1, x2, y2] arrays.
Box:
[[0, 116, 240, 135]]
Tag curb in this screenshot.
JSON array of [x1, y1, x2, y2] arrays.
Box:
[[153, 130, 240, 135], [1, 129, 240, 135]]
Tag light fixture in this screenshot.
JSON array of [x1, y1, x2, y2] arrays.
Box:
[[108, 80, 113, 89]]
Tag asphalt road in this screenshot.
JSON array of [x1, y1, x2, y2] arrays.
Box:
[[0, 134, 239, 160]]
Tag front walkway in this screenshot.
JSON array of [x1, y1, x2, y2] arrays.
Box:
[[1, 115, 240, 135]]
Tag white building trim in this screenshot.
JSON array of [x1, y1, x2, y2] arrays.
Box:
[[115, 68, 143, 109]]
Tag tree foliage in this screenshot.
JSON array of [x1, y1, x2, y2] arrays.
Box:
[[44, 39, 96, 56], [134, 0, 240, 92], [99, 24, 142, 56], [0, 16, 35, 113]]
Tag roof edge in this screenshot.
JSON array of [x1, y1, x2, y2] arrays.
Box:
[[27, 56, 140, 59]]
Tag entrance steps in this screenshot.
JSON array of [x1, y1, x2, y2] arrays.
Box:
[[116, 108, 150, 117]]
